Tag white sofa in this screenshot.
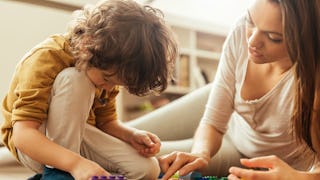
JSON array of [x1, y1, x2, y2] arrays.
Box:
[[126, 83, 212, 155]]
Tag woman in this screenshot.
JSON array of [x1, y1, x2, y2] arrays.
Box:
[[229, 0, 320, 179], [157, 0, 320, 179]]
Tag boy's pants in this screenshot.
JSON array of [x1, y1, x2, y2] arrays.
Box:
[[17, 67, 160, 180]]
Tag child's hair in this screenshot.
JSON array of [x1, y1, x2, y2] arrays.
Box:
[[67, 0, 178, 96]]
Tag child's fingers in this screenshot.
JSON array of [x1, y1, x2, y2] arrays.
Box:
[[140, 146, 158, 155], [140, 135, 154, 147], [148, 133, 161, 144], [142, 134, 161, 148]]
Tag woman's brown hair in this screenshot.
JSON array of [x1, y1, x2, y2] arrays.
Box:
[[276, 0, 320, 152], [67, 0, 178, 96]]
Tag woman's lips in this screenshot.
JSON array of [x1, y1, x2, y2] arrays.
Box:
[[249, 47, 263, 57]]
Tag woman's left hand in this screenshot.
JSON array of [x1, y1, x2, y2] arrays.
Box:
[[129, 130, 161, 157], [228, 155, 301, 180]]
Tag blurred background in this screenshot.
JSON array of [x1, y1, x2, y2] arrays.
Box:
[[0, 0, 253, 121]]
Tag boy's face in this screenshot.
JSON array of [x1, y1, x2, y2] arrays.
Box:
[[86, 67, 124, 91]]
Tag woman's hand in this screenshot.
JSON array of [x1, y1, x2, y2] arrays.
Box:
[[228, 155, 301, 180], [70, 157, 111, 180], [129, 130, 161, 157], [157, 151, 210, 180]]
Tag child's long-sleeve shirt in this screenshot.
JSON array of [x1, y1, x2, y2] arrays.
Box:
[[1, 34, 119, 160]]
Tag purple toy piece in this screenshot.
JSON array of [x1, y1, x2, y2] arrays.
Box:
[[91, 176, 99, 180], [117, 175, 125, 180], [100, 175, 107, 180]]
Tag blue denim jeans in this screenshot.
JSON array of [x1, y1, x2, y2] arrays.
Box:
[[42, 166, 74, 180]]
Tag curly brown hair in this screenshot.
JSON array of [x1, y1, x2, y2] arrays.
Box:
[[66, 0, 178, 96]]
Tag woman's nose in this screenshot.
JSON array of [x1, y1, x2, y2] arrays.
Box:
[[248, 29, 263, 49]]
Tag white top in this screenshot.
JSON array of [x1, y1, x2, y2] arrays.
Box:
[[201, 16, 316, 170]]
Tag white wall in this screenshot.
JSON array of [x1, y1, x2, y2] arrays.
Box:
[[151, 0, 253, 35], [0, 1, 72, 122]]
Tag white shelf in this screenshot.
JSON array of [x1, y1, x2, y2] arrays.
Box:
[[180, 48, 221, 60], [195, 50, 221, 60]]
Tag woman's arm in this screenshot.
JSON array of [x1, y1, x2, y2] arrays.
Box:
[[191, 123, 223, 164]]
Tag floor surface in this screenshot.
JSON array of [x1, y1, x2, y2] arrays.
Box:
[[0, 146, 35, 179], [0, 163, 34, 180]]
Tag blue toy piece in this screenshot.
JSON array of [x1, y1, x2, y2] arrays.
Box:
[[179, 171, 202, 180]]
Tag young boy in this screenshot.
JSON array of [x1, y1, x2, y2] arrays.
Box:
[[1, 0, 178, 179]]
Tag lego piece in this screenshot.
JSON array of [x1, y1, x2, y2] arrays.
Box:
[[109, 175, 116, 180], [100, 176, 107, 180], [179, 171, 202, 180], [91, 176, 99, 180], [117, 175, 126, 180], [90, 175, 127, 180]]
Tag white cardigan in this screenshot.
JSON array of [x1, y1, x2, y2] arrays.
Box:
[[201, 16, 316, 170]]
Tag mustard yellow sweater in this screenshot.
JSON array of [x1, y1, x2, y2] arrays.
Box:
[[1, 34, 118, 160]]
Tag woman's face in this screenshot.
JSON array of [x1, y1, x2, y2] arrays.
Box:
[[246, 0, 290, 64]]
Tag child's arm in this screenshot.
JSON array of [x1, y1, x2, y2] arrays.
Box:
[[95, 89, 160, 157], [12, 120, 110, 179], [99, 120, 161, 157]]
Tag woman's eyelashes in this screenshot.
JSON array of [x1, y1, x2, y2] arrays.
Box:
[[245, 11, 283, 44], [267, 34, 283, 43]]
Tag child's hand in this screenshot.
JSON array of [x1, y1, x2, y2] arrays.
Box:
[[70, 157, 111, 180], [129, 130, 161, 157]]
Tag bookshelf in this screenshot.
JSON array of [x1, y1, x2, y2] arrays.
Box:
[[117, 25, 227, 121]]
